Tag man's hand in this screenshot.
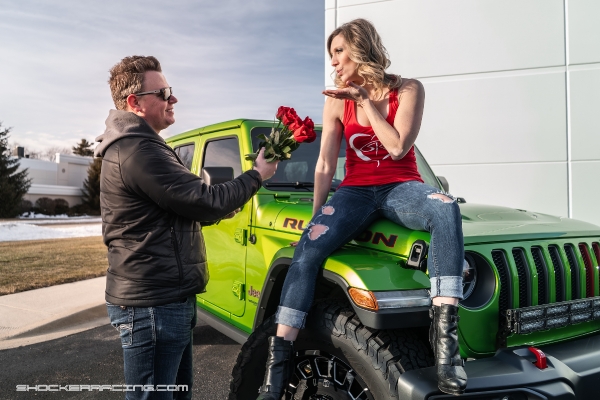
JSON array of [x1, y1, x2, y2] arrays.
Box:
[[253, 148, 279, 180], [222, 208, 241, 220]]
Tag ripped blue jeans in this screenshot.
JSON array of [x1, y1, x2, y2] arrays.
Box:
[[275, 181, 464, 329]]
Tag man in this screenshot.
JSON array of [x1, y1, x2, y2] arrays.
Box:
[[95, 55, 277, 399]]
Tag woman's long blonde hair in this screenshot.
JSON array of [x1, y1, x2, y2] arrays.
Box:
[[327, 19, 401, 98]]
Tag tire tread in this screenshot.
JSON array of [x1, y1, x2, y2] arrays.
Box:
[[307, 300, 433, 398], [229, 300, 433, 399]]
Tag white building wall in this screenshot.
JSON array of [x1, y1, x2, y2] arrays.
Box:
[[15, 154, 92, 206], [326, 0, 600, 225]]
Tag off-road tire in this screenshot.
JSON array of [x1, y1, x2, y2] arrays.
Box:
[[228, 300, 433, 399]]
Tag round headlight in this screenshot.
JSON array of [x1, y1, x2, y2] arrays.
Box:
[[462, 257, 477, 300]]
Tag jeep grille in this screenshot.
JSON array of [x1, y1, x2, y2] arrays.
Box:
[[491, 240, 600, 344]]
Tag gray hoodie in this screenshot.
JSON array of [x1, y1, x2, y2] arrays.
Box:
[[95, 109, 160, 158]]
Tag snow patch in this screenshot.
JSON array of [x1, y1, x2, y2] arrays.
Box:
[[20, 213, 71, 219], [0, 222, 102, 242], [15, 217, 102, 226]]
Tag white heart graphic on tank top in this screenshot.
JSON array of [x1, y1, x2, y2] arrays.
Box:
[[349, 133, 390, 166]]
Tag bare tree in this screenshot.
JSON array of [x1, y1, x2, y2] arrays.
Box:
[[7, 143, 72, 161], [43, 146, 72, 162], [27, 149, 43, 159]]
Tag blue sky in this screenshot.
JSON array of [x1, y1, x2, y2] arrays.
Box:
[[0, 0, 325, 153]]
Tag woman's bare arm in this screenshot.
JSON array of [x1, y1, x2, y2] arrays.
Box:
[[313, 96, 344, 215], [323, 79, 425, 160]]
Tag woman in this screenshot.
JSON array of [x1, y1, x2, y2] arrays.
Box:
[[257, 19, 466, 399]]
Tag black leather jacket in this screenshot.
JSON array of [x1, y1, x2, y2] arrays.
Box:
[[95, 110, 262, 306]]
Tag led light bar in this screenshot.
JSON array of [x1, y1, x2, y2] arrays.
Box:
[[505, 296, 600, 335]]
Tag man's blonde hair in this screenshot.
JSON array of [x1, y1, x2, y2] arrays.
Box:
[[327, 19, 401, 98], [108, 56, 162, 110]]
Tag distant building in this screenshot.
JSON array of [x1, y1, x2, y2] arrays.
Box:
[[13, 147, 92, 207]]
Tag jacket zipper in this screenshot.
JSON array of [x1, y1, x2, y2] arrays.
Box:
[[170, 226, 184, 283]]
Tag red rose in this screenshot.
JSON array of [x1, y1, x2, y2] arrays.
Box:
[[288, 115, 303, 132], [281, 108, 298, 126], [282, 113, 293, 126], [306, 127, 316, 143], [293, 125, 316, 143], [303, 117, 314, 130], [276, 106, 290, 120]]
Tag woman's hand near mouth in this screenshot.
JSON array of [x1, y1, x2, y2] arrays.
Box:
[[322, 81, 370, 106]]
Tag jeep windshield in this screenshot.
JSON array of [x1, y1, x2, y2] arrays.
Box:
[[251, 126, 441, 192]]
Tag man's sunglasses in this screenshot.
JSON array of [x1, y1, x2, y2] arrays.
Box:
[[133, 87, 173, 101]]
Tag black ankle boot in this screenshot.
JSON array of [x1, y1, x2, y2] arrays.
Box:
[[257, 336, 294, 400], [429, 304, 467, 395]]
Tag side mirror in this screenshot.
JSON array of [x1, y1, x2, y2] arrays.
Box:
[[436, 176, 449, 193], [436, 176, 467, 203], [202, 167, 234, 185]]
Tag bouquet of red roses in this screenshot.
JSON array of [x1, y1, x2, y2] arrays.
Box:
[[245, 106, 317, 163]]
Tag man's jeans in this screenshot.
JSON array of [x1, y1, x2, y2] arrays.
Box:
[[106, 296, 197, 400], [276, 181, 465, 329]]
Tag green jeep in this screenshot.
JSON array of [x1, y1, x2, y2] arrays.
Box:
[[166, 119, 600, 400]]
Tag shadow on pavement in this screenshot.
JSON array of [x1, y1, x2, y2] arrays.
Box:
[[0, 321, 242, 399]]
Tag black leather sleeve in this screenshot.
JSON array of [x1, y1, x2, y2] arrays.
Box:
[[120, 139, 262, 221]]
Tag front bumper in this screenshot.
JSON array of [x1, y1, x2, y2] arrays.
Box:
[[397, 333, 600, 399]]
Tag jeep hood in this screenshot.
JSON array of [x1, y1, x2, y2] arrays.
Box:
[[260, 199, 600, 255], [458, 203, 600, 241]]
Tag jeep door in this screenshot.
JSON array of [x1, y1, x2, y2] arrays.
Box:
[[197, 133, 248, 317]]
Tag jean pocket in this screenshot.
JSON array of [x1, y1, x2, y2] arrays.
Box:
[[117, 323, 133, 347], [106, 304, 133, 347]]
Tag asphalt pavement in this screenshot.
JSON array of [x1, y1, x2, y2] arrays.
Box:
[[0, 320, 241, 399], [0, 277, 242, 399]]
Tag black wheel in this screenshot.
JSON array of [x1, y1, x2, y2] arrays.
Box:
[[286, 349, 373, 399], [229, 312, 277, 400], [229, 300, 433, 400]]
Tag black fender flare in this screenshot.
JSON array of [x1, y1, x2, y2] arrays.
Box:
[[253, 257, 431, 331]]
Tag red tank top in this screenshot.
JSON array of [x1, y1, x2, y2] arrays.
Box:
[[339, 88, 423, 187]]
